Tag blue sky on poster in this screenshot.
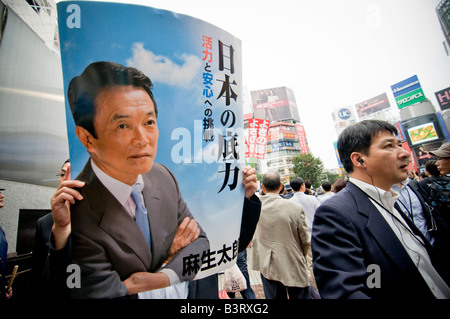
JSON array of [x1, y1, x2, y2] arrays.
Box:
[[58, 0, 450, 170]]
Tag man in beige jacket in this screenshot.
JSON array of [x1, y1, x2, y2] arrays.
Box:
[[252, 172, 312, 299]]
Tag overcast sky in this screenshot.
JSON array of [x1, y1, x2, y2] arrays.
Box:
[[58, 0, 450, 169]]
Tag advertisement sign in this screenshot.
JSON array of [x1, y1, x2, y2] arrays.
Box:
[[269, 141, 295, 152], [391, 75, 426, 109], [401, 113, 444, 148], [57, 1, 244, 297], [268, 132, 296, 141], [246, 118, 270, 159], [250, 86, 300, 122], [355, 93, 391, 119], [395, 87, 426, 109], [435, 86, 450, 111], [295, 124, 309, 154], [332, 106, 357, 136], [412, 142, 440, 167], [407, 122, 440, 145], [391, 75, 422, 98]]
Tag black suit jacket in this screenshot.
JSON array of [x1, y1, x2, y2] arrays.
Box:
[[312, 182, 447, 299]]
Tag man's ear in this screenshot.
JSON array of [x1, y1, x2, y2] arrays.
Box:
[[261, 184, 267, 194], [350, 152, 365, 168], [278, 182, 283, 192], [75, 126, 95, 152]]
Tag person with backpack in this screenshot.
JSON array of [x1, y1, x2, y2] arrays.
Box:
[[418, 158, 450, 227], [430, 142, 450, 176]]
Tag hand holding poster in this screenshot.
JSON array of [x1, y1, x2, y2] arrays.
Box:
[[57, 1, 246, 299]]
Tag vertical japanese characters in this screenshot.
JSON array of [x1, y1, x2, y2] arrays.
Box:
[[202, 35, 241, 194]]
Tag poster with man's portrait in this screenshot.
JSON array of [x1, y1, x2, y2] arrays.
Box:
[[57, 1, 244, 297]]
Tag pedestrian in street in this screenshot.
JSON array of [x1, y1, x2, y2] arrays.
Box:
[[289, 177, 320, 234], [430, 143, 450, 176], [252, 172, 311, 299], [417, 159, 450, 234], [318, 181, 334, 203], [393, 177, 450, 272], [312, 119, 450, 299], [332, 178, 347, 193]]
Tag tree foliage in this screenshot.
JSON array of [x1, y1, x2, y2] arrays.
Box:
[[292, 153, 324, 187]]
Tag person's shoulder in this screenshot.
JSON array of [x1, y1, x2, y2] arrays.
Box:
[[145, 163, 181, 193], [37, 213, 53, 229], [316, 187, 357, 214], [436, 175, 450, 183], [279, 195, 304, 210], [146, 162, 175, 180], [306, 193, 320, 202]]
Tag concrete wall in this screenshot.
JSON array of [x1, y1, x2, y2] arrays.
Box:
[[0, 179, 56, 254]]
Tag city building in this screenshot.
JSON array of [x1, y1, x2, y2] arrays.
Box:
[[436, 0, 450, 53], [247, 86, 310, 182]]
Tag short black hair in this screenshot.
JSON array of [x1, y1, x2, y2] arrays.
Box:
[[321, 181, 332, 192], [262, 172, 281, 192], [425, 160, 440, 177], [304, 180, 312, 189], [67, 61, 157, 138], [290, 177, 305, 192], [337, 120, 398, 173], [61, 159, 70, 169]]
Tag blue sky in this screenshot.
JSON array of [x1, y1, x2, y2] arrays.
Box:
[[57, 1, 245, 268]]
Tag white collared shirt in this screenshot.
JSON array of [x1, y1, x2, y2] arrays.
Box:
[[91, 159, 143, 219], [290, 191, 320, 234], [350, 178, 450, 298]]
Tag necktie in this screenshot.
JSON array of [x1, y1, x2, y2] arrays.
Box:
[[131, 184, 151, 247]]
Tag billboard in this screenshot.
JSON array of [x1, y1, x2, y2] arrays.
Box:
[[412, 142, 440, 167], [407, 123, 440, 146], [246, 118, 270, 159], [250, 86, 300, 122], [355, 93, 391, 119], [332, 106, 357, 136], [401, 113, 444, 147], [435, 86, 450, 111], [268, 141, 296, 152], [391, 75, 426, 109], [295, 124, 309, 154]]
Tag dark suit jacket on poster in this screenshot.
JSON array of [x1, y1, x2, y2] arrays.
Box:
[[312, 182, 449, 299], [69, 160, 209, 299]]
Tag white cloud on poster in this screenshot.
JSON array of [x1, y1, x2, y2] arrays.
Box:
[[126, 42, 201, 88]]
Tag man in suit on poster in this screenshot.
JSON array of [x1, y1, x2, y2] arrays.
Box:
[[50, 61, 210, 298], [312, 120, 450, 299]]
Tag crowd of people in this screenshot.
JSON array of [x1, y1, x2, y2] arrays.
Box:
[[251, 122, 450, 299]]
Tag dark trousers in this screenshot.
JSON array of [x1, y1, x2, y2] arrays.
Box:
[[260, 274, 311, 299]]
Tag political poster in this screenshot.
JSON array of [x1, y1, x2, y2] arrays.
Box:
[[246, 118, 270, 160], [57, 1, 244, 297]]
